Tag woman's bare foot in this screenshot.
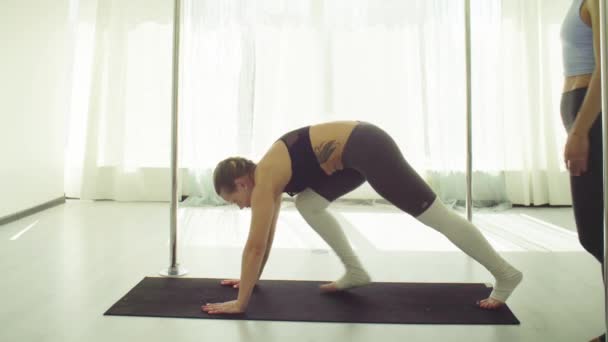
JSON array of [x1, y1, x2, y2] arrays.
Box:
[[319, 269, 371, 293], [320, 282, 340, 293], [477, 297, 505, 310], [489, 269, 523, 303], [319, 276, 371, 293]]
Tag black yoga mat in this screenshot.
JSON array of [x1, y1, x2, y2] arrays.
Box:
[[105, 277, 519, 325]]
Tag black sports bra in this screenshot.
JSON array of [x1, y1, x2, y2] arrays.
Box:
[[278, 126, 327, 196]]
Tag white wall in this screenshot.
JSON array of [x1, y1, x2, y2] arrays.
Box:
[[0, 0, 74, 218]]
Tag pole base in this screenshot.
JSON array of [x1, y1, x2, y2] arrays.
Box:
[[159, 265, 188, 277]]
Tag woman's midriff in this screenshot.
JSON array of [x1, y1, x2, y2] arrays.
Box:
[[563, 73, 592, 93]]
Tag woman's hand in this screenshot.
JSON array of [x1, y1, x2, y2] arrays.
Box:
[[564, 132, 589, 176], [221, 279, 240, 288], [200, 280, 244, 315], [201, 300, 245, 315]]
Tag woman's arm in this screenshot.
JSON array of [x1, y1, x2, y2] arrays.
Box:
[[203, 145, 290, 314], [202, 183, 276, 315], [566, 0, 602, 175], [235, 181, 276, 309], [258, 194, 282, 279]]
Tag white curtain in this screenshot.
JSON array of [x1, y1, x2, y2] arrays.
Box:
[[65, 0, 573, 206]]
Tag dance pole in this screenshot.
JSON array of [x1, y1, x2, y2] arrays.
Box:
[[464, 0, 473, 221], [160, 0, 187, 277], [600, 0, 608, 334]]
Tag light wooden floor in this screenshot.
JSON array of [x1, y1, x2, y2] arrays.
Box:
[[0, 200, 604, 342]]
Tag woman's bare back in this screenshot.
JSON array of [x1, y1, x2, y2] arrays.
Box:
[[309, 120, 359, 175]]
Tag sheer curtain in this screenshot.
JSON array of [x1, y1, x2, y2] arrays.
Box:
[[65, 0, 573, 206]]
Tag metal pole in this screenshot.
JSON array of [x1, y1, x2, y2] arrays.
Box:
[[161, 0, 187, 277], [465, 0, 473, 221], [600, 0, 608, 334]]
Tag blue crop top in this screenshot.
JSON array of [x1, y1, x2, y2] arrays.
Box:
[[560, 0, 595, 76]]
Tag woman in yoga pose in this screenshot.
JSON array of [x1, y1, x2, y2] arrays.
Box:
[[202, 121, 522, 315]]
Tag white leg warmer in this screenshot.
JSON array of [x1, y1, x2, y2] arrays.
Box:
[[416, 198, 523, 302], [295, 189, 371, 289]]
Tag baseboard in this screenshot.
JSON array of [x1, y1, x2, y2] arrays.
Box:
[[0, 196, 66, 226]]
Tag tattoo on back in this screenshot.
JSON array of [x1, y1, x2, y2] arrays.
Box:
[[314, 140, 341, 163]]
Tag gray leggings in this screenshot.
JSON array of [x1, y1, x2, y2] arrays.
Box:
[[561, 88, 604, 266], [309, 122, 436, 217]]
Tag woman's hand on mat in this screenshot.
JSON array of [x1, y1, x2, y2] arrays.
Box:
[[201, 300, 245, 315], [564, 132, 589, 176], [221, 279, 240, 288]]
